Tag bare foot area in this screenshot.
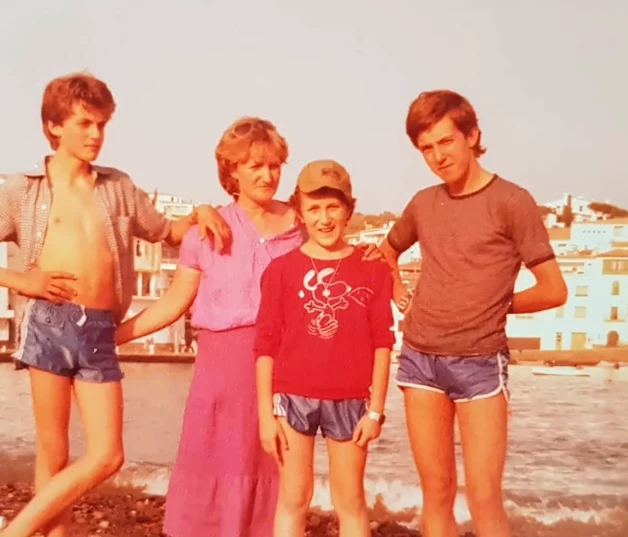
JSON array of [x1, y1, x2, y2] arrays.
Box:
[[1, 482, 626, 537]]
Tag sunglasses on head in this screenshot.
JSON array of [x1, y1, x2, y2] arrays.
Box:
[[230, 119, 272, 138]]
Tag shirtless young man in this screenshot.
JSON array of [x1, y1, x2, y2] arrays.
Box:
[[380, 90, 568, 537], [0, 73, 230, 537]]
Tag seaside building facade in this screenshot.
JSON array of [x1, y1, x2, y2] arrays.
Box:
[[121, 192, 195, 353], [1, 178, 627, 354], [387, 217, 628, 352]]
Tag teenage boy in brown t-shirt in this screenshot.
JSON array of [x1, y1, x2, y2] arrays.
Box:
[[380, 90, 568, 537]]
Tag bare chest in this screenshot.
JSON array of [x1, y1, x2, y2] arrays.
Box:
[[45, 190, 109, 244]]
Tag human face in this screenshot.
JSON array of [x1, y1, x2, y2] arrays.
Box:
[[48, 103, 109, 162], [416, 115, 478, 187], [299, 191, 350, 251], [233, 143, 282, 206]]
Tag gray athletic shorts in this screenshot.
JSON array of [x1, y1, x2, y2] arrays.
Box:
[[395, 344, 510, 402], [13, 299, 123, 383], [273, 393, 367, 441]]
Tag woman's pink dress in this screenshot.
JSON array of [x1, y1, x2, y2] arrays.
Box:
[[163, 203, 303, 537]]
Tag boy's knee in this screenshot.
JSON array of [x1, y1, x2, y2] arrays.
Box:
[[87, 447, 125, 479], [36, 442, 70, 472], [279, 483, 313, 515], [466, 483, 503, 513], [423, 476, 457, 509], [331, 488, 367, 516]]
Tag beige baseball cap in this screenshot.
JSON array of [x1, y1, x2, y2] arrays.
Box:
[[296, 159, 353, 199]]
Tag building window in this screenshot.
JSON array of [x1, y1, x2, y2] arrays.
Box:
[[142, 273, 151, 297], [575, 285, 588, 297], [135, 241, 142, 257], [574, 306, 587, 319], [610, 307, 619, 321], [603, 260, 628, 274], [555, 306, 565, 318], [555, 332, 562, 350], [611, 281, 620, 296]]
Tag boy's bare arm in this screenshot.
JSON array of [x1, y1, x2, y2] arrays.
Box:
[[379, 238, 413, 311], [369, 348, 391, 414], [131, 180, 232, 252], [509, 259, 568, 314], [0, 267, 76, 303], [166, 205, 232, 252], [116, 266, 200, 344], [256, 356, 275, 419]]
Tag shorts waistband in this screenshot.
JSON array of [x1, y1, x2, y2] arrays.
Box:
[[31, 299, 114, 322]]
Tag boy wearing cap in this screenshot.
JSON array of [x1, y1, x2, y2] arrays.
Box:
[[380, 90, 567, 537], [255, 160, 396, 537]]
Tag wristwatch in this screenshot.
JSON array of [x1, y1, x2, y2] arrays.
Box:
[[367, 410, 386, 425]]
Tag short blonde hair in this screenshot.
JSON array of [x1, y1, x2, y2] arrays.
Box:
[[215, 117, 289, 199]]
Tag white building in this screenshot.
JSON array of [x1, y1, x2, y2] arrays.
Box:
[[0, 176, 15, 345], [347, 222, 420, 264], [543, 193, 600, 222], [151, 193, 195, 219], [569, 217, 628, 252], [0, 243, 14, 344], [506, 250, 628, 350]]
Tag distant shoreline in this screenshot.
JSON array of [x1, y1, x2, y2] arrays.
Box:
[[1, 349, 628, 366]]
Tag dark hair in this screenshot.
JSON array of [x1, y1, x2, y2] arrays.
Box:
[[406, 89, 486, 156], [42, 72, 116, 150]]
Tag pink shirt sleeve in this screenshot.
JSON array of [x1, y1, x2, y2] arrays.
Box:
[[178, 225, 202, 271]]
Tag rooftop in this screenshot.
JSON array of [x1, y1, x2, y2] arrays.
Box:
[[574, 217, 628, 226]]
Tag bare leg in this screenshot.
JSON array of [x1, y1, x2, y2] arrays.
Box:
[[30, 369, 72, 537], [403, 387, 458, 537], [456, 392, 510, 537], [2, 380, 124, 537], [326, 437, 369, 537], [273, 418, 316, 537]]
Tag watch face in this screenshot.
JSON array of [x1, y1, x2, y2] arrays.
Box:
[[368, 411, 385, 425]]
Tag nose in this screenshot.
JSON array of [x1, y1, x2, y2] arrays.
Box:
[[319, 209, 332, 225], [88, 124, 104, 141], [258, 166, 274, 185], [433, 146, 446, 163]]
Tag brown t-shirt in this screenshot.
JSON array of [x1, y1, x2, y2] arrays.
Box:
[[387, 175, 555, 356]]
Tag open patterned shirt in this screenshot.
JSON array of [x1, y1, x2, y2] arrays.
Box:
[[0, 159, 172, 323]]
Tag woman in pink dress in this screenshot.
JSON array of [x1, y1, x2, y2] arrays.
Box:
[[116, 117, 304, 537]]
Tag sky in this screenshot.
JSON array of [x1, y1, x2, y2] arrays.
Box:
[[0, 1, 626, 214]]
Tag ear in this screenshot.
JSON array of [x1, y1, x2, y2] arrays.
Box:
[[466, 127, 480, 149], [47, 120, 63, 138]]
